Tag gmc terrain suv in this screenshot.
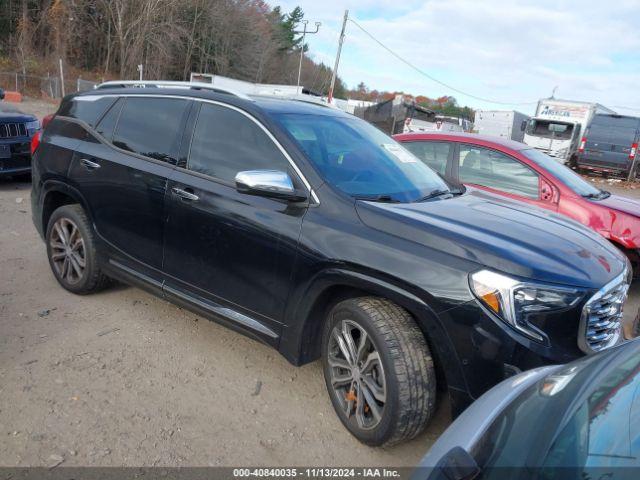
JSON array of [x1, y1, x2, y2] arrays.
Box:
[[31, 81, 631, 446]]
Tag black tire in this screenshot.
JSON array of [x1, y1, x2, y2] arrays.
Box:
[[45, 204, 111, 294], [321, 297, 436, 446]]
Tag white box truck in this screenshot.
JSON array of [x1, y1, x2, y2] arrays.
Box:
[[474, 110, 530, 142], [523, 98, 615, 164]]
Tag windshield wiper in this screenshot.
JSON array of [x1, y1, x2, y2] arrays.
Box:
[[582, 190, 610, 200], [354, 194, 401, 203], [414, 189, 455, 202]]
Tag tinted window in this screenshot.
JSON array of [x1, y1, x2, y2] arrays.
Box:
[[522, 148, 601, 197], [543, 353, 640, 470], [402, 141, 451, 175], [95, 98, 123, 141], [589, 115, 640, 147], [58, 96, 116, 127], [188, 103, 290, 183], [113, 97, 189, 163], [275, 113, 449, 202], [459, 145, 539, 199]]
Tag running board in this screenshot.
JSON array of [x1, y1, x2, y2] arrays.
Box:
[[163, 284, 278, 339], [108, 259, 278, 340]]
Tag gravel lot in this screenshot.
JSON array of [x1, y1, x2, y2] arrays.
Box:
[[0, 99, 638, 467]]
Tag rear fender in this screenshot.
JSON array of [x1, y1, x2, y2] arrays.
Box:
[[39, 180, 93, 234]]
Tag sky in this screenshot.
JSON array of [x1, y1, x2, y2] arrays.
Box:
[[275, 0, 640, 115]]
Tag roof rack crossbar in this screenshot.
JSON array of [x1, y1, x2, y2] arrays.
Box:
[[95, 80, 252, 101]]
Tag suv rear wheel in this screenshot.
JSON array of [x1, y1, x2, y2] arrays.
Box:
[[46, 204, 110, 294], [321, 297, 436, 446]]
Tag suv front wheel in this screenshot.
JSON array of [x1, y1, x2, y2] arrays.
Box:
[[321, 297, 436, 446], [46, 204, 111, 294]]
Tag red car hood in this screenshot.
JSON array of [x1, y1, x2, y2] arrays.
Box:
[[597, 194, 640, 217]]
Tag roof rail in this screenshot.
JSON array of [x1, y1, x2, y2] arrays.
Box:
[[95, 80, 252, 101], [253, 92, 339, 110]]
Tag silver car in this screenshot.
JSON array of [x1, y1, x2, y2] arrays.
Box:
[[415, 339, 640, 480]]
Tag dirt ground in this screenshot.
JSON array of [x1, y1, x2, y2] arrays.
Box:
[[0, 99, 639, 468]]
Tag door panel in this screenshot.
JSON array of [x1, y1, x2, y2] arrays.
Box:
[[69, 96, 191, 276], [162, 101, 308, 340], [163, 170, 306, 339], [69, 137, 174, 274]]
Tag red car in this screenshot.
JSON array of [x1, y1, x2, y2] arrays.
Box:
[[395, 132, 640, 276]]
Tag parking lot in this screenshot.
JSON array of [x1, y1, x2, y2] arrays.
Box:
[[0, 99, 638, 467]]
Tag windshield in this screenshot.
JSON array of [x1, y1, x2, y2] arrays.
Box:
[[522, 148, 603, 197], [526, 119, 575, 140], [473, 341, 640, 472], [274, 113, 449, 202]]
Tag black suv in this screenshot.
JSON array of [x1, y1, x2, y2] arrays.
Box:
[[0, 88, 40, 178], [31, 81, 631, 446]]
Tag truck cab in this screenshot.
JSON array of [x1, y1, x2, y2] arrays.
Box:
[[523, 98, 615, 166], [523, 117, 580, 163]]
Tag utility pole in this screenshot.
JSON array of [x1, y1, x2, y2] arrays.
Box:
[[295, 20, 321, 91], [328, 9, 348, 104], [59, 58, 65, 97]]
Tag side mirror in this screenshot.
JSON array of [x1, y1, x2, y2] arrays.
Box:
[[540, 178, 557, 203], [0, 88, 5, 100], [235, 170, 307, 202], [521, 120, 527, 132]]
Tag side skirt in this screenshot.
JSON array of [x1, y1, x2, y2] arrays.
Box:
[[107, 259, 280, 348]]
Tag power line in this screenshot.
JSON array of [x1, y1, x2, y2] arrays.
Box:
[[348, 18, 538, 107], [610, 105, 640, 113]]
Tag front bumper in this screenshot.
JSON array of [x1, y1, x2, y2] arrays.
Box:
[[0, 140, 31, 176], [440, 298, 590, 407]]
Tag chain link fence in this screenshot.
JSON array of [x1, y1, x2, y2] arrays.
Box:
[[0, 72, 99, 99]]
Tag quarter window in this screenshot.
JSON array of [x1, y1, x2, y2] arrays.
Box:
[[112, 97, 189, 163], [458, 145, 539, 199], [402, 141, 451, 175], [188, 103, 290, 183], [95, 98, 123, 141], [58, 96, 117, 127]]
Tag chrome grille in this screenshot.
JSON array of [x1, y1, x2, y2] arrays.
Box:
[[0, 123, 27, 139], [579, 271, 630, 353]]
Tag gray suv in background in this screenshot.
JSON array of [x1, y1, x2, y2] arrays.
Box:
[[577, 113, 640, 179]]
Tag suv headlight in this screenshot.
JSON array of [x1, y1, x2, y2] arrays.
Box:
[[470, 270, 584, 343], [26, 120, 40, 131]]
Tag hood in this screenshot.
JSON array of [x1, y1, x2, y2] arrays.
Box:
[[0, 104, 36, 123], [596, 193, 640, 218], [356, 189, 626, 289]]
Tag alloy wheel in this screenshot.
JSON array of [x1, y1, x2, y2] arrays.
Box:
[[327, 319, 387, 430], [50, 217, 86, 285]]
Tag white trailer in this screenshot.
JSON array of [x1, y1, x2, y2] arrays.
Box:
[[523, 98, 615, 164], [474, 110, 530, 142]]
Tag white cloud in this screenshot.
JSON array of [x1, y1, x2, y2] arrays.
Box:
[[276, 0, 640, 114]]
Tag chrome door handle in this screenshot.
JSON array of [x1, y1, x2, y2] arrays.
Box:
[[80, 158, 101, 170], [172, 187, 199, 202]]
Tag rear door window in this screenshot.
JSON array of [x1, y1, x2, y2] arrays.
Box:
[[402, 141, 451, 175], [458, 145, 539, 199], [112, 97, 189, 163], [187, 103, 290, 183]]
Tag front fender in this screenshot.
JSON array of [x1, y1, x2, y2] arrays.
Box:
[[609, 210, 640, 250], [279, 267, 468, 395]]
